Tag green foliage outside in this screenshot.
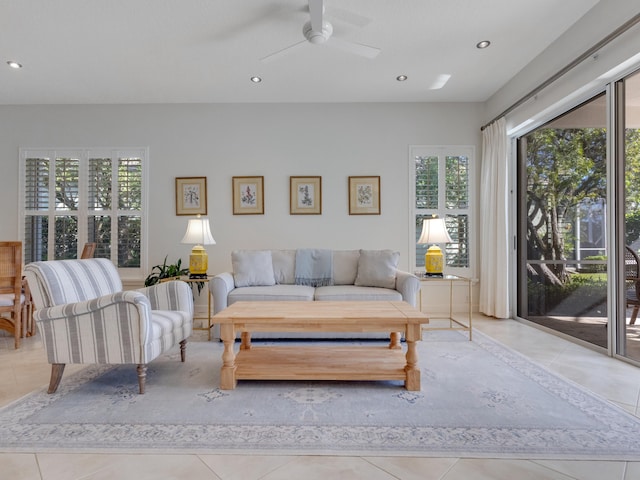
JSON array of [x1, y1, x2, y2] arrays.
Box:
[[525, 127, 607, 284], [524, 120, 640, 315], [527, 272, 608, 317], [578, 255, 607, 273]]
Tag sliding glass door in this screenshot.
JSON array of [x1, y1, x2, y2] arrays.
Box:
[[516, 69, 640, 363], [620, 70, 640, 361], [517, 94, 609, 349]]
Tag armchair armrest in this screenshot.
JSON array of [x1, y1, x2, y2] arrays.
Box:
[[33, 291, 154, 364], [136, 280, 193, 314], [210, 272, 235, 314], [395, 270, 420, 307], [34, 291, 150, 322]]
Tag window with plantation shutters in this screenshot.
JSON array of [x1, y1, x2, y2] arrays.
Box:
[[20, 148, 148, 279], [410, 146, 474, 275]]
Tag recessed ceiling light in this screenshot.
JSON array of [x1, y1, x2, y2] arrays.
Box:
[[476, 40, 491, 49], [396, 75, 408, 81], [7, 60, 22, 69], [250, 76, 262, 83]]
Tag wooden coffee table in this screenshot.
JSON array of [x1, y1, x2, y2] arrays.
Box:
[[212, 301, 429, 391]]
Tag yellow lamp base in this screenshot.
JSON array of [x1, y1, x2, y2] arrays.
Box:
[[425, 245, 444, 277], [189, 245, 208, 278]]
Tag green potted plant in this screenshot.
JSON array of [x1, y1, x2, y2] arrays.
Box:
[[144, 256, 189, 287], [144, 256, 206, 294]]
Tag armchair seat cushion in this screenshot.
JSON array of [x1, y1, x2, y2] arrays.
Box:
[[149, 310, 192, 340]]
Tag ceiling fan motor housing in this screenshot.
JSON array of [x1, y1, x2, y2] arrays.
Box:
[[303, 20, 333, 44]]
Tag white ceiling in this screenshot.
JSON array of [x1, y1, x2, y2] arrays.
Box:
[[0, 0, 600, 105]]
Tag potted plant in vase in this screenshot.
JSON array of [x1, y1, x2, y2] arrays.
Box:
[[144, 256, 205, 294]]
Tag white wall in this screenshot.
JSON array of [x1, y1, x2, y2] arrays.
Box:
[[0, 102, 484, 285]]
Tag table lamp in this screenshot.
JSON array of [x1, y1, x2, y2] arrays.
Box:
[[180, 215, 216, 278], [417, 215, 452, 277]]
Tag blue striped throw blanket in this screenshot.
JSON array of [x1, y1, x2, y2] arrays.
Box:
[[294, 249, 334, 287]]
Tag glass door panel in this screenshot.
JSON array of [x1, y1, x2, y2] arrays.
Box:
[[517, 94, 608, 348], [622, 69, 640, 361]]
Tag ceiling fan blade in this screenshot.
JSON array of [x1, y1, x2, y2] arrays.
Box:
[[327, 37, 380, 59], [308, 0, 324, 32], [325, 7, 372, 27], [260, 39, 308, 63]]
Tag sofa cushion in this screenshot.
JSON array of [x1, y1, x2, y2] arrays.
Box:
[[354, 249, 400, 289], [232, 250, 276, 287], [315, 285, 402, 302], [229, 284, 315, 303], [332, 250, 360, 285], [272, 250, 296, 284]]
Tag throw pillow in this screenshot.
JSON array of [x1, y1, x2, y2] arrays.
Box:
[[232, 250, 276, 287], [333, 250, 360, 285], [354, 249, 400, 289], [272, 250, 296, 284]]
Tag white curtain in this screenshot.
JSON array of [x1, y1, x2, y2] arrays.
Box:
[[479, 117, 510, 318]]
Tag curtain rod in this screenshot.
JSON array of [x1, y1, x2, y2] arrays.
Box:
[[480, 12, 640, 131]]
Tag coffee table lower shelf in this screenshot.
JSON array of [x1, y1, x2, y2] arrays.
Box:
[[224, 346, 409, 386]]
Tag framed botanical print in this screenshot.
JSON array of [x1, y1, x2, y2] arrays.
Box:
[[232, 176, 264, 215], [290, 176, 322, 215], [175, 177, 207, 215], [349, 176, 381, 215]]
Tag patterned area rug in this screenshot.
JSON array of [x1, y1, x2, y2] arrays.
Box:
[[2, 330, 640, 459]]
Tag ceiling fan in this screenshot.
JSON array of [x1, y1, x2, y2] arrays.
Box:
[[260, 0, 380, 63]]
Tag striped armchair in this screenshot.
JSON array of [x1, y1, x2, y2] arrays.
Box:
[[24, 258, 193, 394]]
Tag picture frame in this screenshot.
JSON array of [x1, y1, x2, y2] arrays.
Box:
[[232, 176, 264, 215], [175, 177, 207, 215], [349, 176, 381, 215], [290, 176, 322, 215]]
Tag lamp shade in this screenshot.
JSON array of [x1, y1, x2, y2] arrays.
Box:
[[417, 216, 452, 245], [181, 217, 216, 246]]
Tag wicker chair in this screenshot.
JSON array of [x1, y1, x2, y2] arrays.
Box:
[[0, 242, 25, 349], [625, 246, 640, 325]]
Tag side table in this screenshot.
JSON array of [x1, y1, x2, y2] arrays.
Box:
[[418, 274, 472, 340], [162, 276, 213, 340]]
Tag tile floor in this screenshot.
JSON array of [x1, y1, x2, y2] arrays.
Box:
[[1, 315, 640, 480]]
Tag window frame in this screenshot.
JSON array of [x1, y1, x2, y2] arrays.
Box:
[[408, 145, 475, 277], [19, 147, 149, 282]]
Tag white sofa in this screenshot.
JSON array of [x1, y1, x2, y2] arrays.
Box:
[[210, 249, 420, 339]]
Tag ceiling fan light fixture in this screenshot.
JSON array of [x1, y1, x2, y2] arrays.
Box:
[[260, 1, 380, 63], [476, 40, 491, 49], [250, 76, 262, 83], [303, 20, 332, 44]]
